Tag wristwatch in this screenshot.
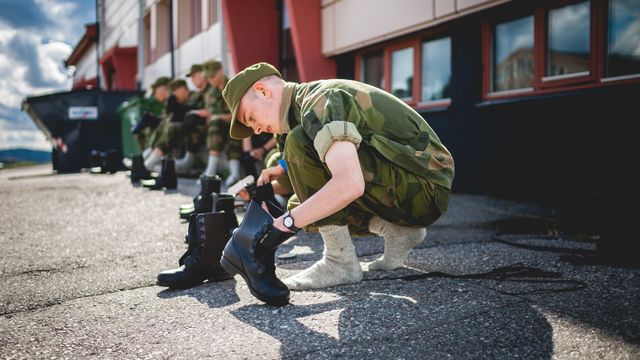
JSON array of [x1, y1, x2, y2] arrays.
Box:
[[282, 211, 300, 233]]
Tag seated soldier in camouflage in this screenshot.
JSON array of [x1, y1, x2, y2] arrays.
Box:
[[191, 60, 243, 186], [133, 77, 170, 156], [144, 79, 192, 172], [224, 63, 454, 290], [174, 64, 210, 173]]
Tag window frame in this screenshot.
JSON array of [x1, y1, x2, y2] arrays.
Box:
[[354, 27, 452, 111], [482, 0, 640, 101]]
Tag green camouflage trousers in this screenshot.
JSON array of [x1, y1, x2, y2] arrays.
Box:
[[151, 118, 184, 153], [207, 119, 242, 160], [284, 127, 449, 235], [265, 148, 293, 194]]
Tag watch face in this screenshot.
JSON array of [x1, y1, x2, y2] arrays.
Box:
[[284, 217, 293, 227]]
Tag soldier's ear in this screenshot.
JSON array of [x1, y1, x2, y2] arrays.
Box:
[[252, 82, 271, 99]]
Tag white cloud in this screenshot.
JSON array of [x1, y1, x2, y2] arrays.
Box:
[[0, 0, 91, 151], [0, 130, 51, 151]]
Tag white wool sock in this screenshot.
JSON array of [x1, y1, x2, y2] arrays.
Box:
[[144, 151, 162, 172], [142, 147, 152, 160], [224, 159, 242, 187], [203, 155, 219, 177], [175, 152, 194, 173], [122, 157, 132, 169], [284, 225, 362, 290], [365, 216, 426, 271]]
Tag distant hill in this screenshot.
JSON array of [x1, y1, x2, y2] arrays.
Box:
[[0, 149, 51, 164]]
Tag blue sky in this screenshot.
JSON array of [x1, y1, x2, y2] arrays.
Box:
[[0, 0, 95, 151]]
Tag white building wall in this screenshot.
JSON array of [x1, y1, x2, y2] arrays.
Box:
[[73, 44, 98, 81], [142, 0, 224, 91], [322, 0, 512, 55], [103, 0, 139, 51]]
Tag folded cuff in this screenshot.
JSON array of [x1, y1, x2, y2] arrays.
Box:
[[313, 121, 362, 162]]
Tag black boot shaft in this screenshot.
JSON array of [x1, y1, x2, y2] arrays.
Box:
[[216, 194, 238, 231], [185, 212, 230, 269], [200, 175, 221, 198]]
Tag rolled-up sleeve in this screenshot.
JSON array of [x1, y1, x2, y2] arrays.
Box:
[[313, 121, 362, 162]]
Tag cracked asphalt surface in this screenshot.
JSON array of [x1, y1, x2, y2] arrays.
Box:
[[1, 164, 638, 359]]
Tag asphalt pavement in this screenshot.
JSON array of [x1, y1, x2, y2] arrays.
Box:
[[1, 164, 638, 359]]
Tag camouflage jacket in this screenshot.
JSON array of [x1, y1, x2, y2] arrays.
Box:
[[141, 96, 166, 116], [286, 79, 454, 190], [204, 81, 229, 115], [187, 84, 208, 109]]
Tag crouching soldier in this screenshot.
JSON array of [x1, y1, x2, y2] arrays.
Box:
[[219, 63, 454, 304]]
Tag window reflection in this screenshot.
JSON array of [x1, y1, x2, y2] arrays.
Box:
[[607, 0, 640, 77], [547, 1, 590, 77], [362, 51, 385, 89], [391, 47, 414, 99], [422, 37, 451, 101], [493, 16, 534, 91]]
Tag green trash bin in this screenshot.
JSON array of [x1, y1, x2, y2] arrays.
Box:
[[117, 95, 143, 158]]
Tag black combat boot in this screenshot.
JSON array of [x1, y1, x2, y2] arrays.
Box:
[[179, 175, 222, 219], [144, 157, 177, 190], [178, 193, 238, 263], [220, 200, 294, 306], [102, 149, 118, 174], [246, 183, 278, 204], [130, 154, 152, 183], [157, 212, 233, 289]]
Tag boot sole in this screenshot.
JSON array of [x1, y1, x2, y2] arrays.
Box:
[[157, 273, 233, 290], [220, 253, 289, 307]]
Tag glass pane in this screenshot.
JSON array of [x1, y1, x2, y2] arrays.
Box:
[[547, 1, 590, 77], [362, 51, 384, 89], [607, 0, 640, 77], [391, 47, 414, 99], [493, 16, 534, 91], [422, 37, 451, 101]]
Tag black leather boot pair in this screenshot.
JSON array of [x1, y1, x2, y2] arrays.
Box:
[[179, 175, 222, 219], [220, 199, 295, 307], [130, 154, 152, 183], [142, 158, 177, 190], [89, 149, 118, 174], [157, 195, 238, 289]]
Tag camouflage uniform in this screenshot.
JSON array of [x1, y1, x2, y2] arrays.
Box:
[[205, 82, 242, 160], [153, 80, 213, 154], [281, 80, 454, 235], [134, 96, 165, 150], [264, 134, 293, 194]]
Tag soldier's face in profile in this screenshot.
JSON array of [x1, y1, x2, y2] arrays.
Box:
[[191, 72, 206, 89], [173, 86, 189, 103], [238, 84, 280, 135]]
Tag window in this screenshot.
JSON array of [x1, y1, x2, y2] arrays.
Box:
[[155, 0, 170, 58], [545, 1, 591, 79], [280, 2, 299, 82], [355, 30, 449, 109], [483, 0, 640, 99], [391, 47, 414, 99], [493, 16, 534, 92], [143, 13, 151, 65], [606, 0, 640, 77], [209, 0, 218, 27], [421, 37, 451, 102], [178, 0, 201, 45], [361, 51, 384, 89]]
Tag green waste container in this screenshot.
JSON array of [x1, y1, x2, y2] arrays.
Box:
[[117, 95, 143, 158]]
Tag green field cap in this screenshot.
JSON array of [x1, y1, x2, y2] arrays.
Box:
[[223, 62, 282, 139]]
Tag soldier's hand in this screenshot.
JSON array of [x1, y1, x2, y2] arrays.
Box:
[[257, 165, 285, 186], [194, 109, 210, 118], [250, 147, 266, 161]]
